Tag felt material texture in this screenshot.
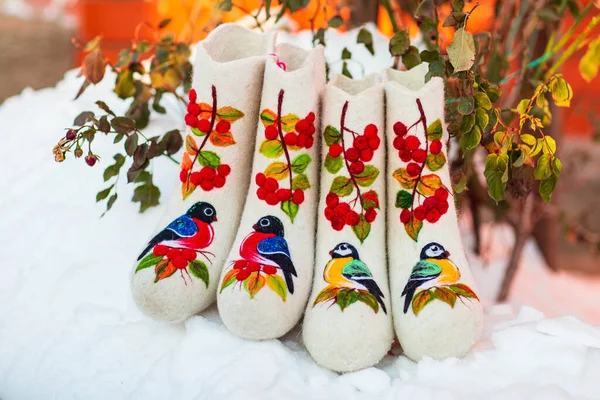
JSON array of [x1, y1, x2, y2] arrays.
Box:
[[303, 74, 394, 372], [217, 43, 326, 340], [384, 65, 483, 361], [131, 24, 274, 323]]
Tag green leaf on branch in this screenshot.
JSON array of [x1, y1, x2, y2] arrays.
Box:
[[328, 15, 343, 28], [484, 153, 508, 202], [447, 28, 475, 72], [402, 46, 421, 70], [281, 200, 299, 222], [389, 30, 410, 57], [292, 174, 310, 190], [458, 96, 475, 115], [549, 75, 573, 107], [395, 190, 413, 209], [324, 154, 343, 174], [198, 151, 221, 169], [539, 175, 557, 203], [357, 28, 374, 55], [426, 152, 446, 171], [474, 92, 492, 110], [132, 180, 160, 213], [324, 125, 341, 145], [291, 154, 311, 174], [259, 140, 284, 158], [461, 125, 481, 151], [330, 176, 354, 197], [354, 165, 379, 187], [534, 154, 552, 180], [427, 118, 443, 140], [351, 215, 371, 244], [96, 186, 113, 202], [189, 260, 209, 288]]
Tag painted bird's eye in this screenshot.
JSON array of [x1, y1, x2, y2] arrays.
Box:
[[260, 218, 270, 227], [204, 208, 214, 216]]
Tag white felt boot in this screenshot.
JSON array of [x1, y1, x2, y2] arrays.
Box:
[[384, 65, 483, 361], [217, 44, 326, 340], [303, 74, 394, 372], [131, 24, 274, 323]]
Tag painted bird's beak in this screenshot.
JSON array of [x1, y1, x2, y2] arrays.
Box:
[[252, 224, 257, 230], [213, 216, 218, 222], [444, 250, 451, 257], [329, 250, 333, 256]]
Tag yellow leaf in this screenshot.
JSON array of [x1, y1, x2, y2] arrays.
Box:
[[265, 162, 290, 181], [412, 289, 434, 316], [404, 214, 423, 242], [417, 174, 444, 196], [580, 37, 600, 83], [392, 168, 417, 189], [447, 28, 475, 72], [209, 131, 236, 147], [243, 272, 266, 298]]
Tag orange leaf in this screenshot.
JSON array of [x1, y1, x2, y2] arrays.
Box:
[[260, 109, 277, 127], [417, 174, 444, 196], [313, 285, 339, 306], [198, 102, 212, 118], [181, 179, 196, 200], [404, 214, 423, 242], [393, 168, 417, 189], [181, 152, 193, 170], [220, 268, 239, 292], [154, 259, 177, 283], [449, 283, 480, 300], [264, 162, 290, 181], [216, 106, 244, 123], [185, 135, 198, 155], [243, 272, 265, 298], [209, 131, 236, 147], [412, 289, 434, 316], [433, 287, 457, 308]]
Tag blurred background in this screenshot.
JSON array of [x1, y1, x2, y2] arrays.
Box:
[[0, 0, 598, 313]]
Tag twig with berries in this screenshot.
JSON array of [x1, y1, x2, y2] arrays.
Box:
[[254, 89, 316, 223], [392, 98, 450, 241], [54, 102, 183, 215], [180, 87, 243, 198], [219, 259, 288, 301], [135, 244, 210, 287], [322, 101, 381, 243]]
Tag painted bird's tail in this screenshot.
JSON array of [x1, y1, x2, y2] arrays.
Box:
[[401, 280, 421, 314], [360, 278, 387, 314]]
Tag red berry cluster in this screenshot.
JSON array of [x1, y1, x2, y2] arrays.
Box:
[[232, 260, 277, 281], [329, 124, 380, 175], [180, 164, 231, 191], [153, 245, 197, 269], [400, 188, 449, 224], [255, 173, 304, 206], [393, 122, 442, 175], [265, 112, 316, 149], [323, 193, 377, 231]]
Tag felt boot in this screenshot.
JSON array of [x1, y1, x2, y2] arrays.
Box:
[[303, 74, 394, 372], [217, 44, 326, 340], [384, 65, 483, 361], [131, 24, 274, 323]]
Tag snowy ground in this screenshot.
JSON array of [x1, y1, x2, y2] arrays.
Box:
[[1, 25, 600, 400]]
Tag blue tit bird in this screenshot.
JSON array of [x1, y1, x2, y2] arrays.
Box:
[[401, 242, 461, 313], [324, 242, 386, 314]]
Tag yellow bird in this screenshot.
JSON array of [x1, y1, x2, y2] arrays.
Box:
[[401, 242, 461, 313], [324, 243, 386, 314]]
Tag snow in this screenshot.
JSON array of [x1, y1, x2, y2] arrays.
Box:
[[1, 24, 600, 400]]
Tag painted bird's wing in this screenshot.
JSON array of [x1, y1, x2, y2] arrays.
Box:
[[257, 236, 297, 294], [401, 260, 441, 296], [342, 260, 386, 313], [137, 216, 197, 260]]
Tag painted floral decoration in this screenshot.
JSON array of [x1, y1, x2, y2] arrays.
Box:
[[392, 98, 450, 241], [254, 89, 315, 223], [181, 86, 244, 199], [322, 101, 381, 243], [136, 246, 210, 286]]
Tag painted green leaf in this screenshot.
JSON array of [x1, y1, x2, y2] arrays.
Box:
[[260, 109, 276, 126], [135, 253, 163, 273], [330, 176, 354, 197], [324, 125, 341, 146], [190, 127, 206, 137], [313, 286, 339, 306], [220, 268, 239, 292], [189, 260, 209, 288], [336, 288, 359, 311], [395, 190, 413, 209], [433, 287, 457, 308], [216, 106, 244, 123], [198, 150, 221, 168], [426, 118, 443, 140], [354, 165, 379, 187], [404, 214, 423, 242], [357, 291, 379, 313], [281, 113, 300, 133], [447, 27, 475, 72], [259, 139, 284, 158], [324, 154, 343, 174], [266, 274, 287, 301], [281, 200, 299, 222], [291, 154, 311, 174], [448, 283, 479, 299], [292, 174, 310, 190], [426, 152, 446, 172], [243, 271, 265, 298], [412, 289, 434, 315], [351, 214, 371, 243]]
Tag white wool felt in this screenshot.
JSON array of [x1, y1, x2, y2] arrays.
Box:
[[303, 74, 393, 372], [217, 44, 326, 340], [384, 65, 483, 361], [131, 24, 274, 323]]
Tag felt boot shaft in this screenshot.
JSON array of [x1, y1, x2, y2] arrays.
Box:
[[384, 65, 483, 361], [303, 74, 394, 372], [131, 24, 273, 323], [217, 43, 326, 340]]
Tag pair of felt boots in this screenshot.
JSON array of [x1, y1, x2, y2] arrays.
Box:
[[130, 23, 483, 372]]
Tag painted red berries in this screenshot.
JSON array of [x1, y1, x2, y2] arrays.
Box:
[[153, 245, 197, 270], [329, 143, 343, 157], [183, 163, 231, 190], [256, 172, 305, 206], [232, 260, 278, 280], [394, 121, 407, 137], [430, 139, 443, 155], [265, 126, 278, 140], [400, 187, 450, 223], [216, 120, 230, 133], [197, 119, 211, 133]]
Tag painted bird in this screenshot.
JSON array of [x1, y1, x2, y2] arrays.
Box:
[[137, 202, 217, 260], [324, 242, 386, 314], [401, 242, 461, 313], [239, 215, 297, 294]]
